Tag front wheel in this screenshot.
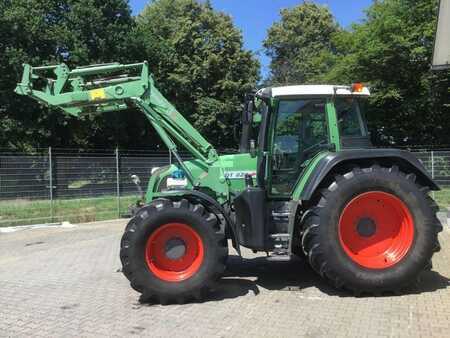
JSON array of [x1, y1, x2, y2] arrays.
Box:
[[120, 199, 228, 304], [301, 165, 442, 294]]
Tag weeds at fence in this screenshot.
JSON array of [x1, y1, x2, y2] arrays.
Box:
[[0, 195, 139, 227], [432, 189, 450, 211], [0, 148, 180, 227]]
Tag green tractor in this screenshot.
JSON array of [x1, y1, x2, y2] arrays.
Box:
[[16, 62, 442, 303]]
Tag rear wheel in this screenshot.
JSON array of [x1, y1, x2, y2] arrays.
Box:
[[120, 198, 228, 304], [301, 165, 442, 294]]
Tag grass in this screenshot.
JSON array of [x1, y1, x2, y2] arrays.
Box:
[[433, 189, 450, 211], [0, 195, 138, 227], [1, 188, 449, 228]]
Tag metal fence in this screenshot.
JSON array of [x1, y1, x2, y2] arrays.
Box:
[[1, 148, 449, 227], [413, 150, 450, 186], [0, 148, 181, 227]]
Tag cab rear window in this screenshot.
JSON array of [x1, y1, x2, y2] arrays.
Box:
[[335, 98, 368, 137]]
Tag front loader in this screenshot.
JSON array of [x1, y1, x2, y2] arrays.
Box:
[[16, 62, 443, 303]]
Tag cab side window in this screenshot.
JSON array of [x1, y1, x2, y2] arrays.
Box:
[[335, 97, 367, 137]]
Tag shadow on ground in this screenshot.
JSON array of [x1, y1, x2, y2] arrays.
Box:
[[136, 254, 450, 306], [208, 255, 450, 302]]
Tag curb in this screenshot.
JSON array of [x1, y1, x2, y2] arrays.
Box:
[[0, 221, 76, 233]]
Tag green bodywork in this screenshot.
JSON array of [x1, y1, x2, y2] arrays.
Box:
[[146, 153, 257, 203]]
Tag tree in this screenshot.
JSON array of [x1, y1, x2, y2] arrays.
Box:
[[264, 0, 449, 147], [135, 0, 260, 148], [326, 0, 450, 146], [0, 0, 137, 151], [263, 2, 339, 85]]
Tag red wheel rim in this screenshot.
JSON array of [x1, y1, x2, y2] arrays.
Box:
[[145, 223, 204, 282], [338, 191, 414, 269]]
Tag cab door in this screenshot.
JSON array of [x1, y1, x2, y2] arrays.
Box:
[[267, 97, 331, 197]]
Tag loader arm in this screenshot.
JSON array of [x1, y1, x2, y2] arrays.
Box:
[[15, 62, 219, 175]]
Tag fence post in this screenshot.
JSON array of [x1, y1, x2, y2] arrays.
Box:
[[431, 150, 435, 200], [48, 146, 54, 222], [115, 147, 120, 218]]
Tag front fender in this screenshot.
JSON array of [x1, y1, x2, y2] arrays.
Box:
[[159, 189, 241, 255]]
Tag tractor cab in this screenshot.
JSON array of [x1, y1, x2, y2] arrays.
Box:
[[234, 84, 373, 253], [245, 84, 371, 194]]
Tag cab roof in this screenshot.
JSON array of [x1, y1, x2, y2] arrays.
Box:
[[256, 85, 370, 98]]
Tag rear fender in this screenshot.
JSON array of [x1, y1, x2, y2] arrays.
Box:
[[287, 148, 439, 254], [300, 149, 438, 201]]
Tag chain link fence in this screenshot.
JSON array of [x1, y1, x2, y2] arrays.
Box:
[[0, 148, 179, 227], [412, 150, 450, 209], [1, 147, 449, 227]]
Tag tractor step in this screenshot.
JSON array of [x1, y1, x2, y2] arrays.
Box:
[[269, 233, 290, 239], [269, 227, 290, 254], [266, 253, 291, 261], [270, 202, 291, 234], [269, 233, 290, 258], [271, 212, 290, 217]]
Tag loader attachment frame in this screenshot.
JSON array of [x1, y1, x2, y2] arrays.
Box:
[[15, 62, 219, 171]]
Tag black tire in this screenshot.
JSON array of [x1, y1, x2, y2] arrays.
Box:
[[120, 198, 228, 304], [301, 165, 442, 294]]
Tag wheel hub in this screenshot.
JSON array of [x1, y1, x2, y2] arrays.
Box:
[[145, 223, 204, 282], [165, 238, 186, 260], [356, 217, 377, 237], [338, 191, 414, 269]]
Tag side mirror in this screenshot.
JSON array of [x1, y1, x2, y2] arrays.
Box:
[[233, 119, 241, 143], [131, 174, 141, 185], [245, 100, 254, 123], [249, 139, 257, 158], [131, 174, 144, 199]]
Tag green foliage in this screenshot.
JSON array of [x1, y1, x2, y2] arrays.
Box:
[[2, 0, 449, 151], [265, 0, 450, 147], [263, 2, 339, 85], [0, 195, 137, 227], [0, 0, 259, 151], [328, 0, 450, 146], [0, 0, 137, 151], [135, 0, 259, 148]]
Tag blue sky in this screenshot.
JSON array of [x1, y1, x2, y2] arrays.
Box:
[[129, 0, 373, 76]]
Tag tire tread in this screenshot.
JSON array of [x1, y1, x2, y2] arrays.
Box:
[[120, 198, 228, 304], [301, 165, 442, 294]]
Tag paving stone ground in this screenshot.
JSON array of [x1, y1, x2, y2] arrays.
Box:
[[0, 219, 449, 338]]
